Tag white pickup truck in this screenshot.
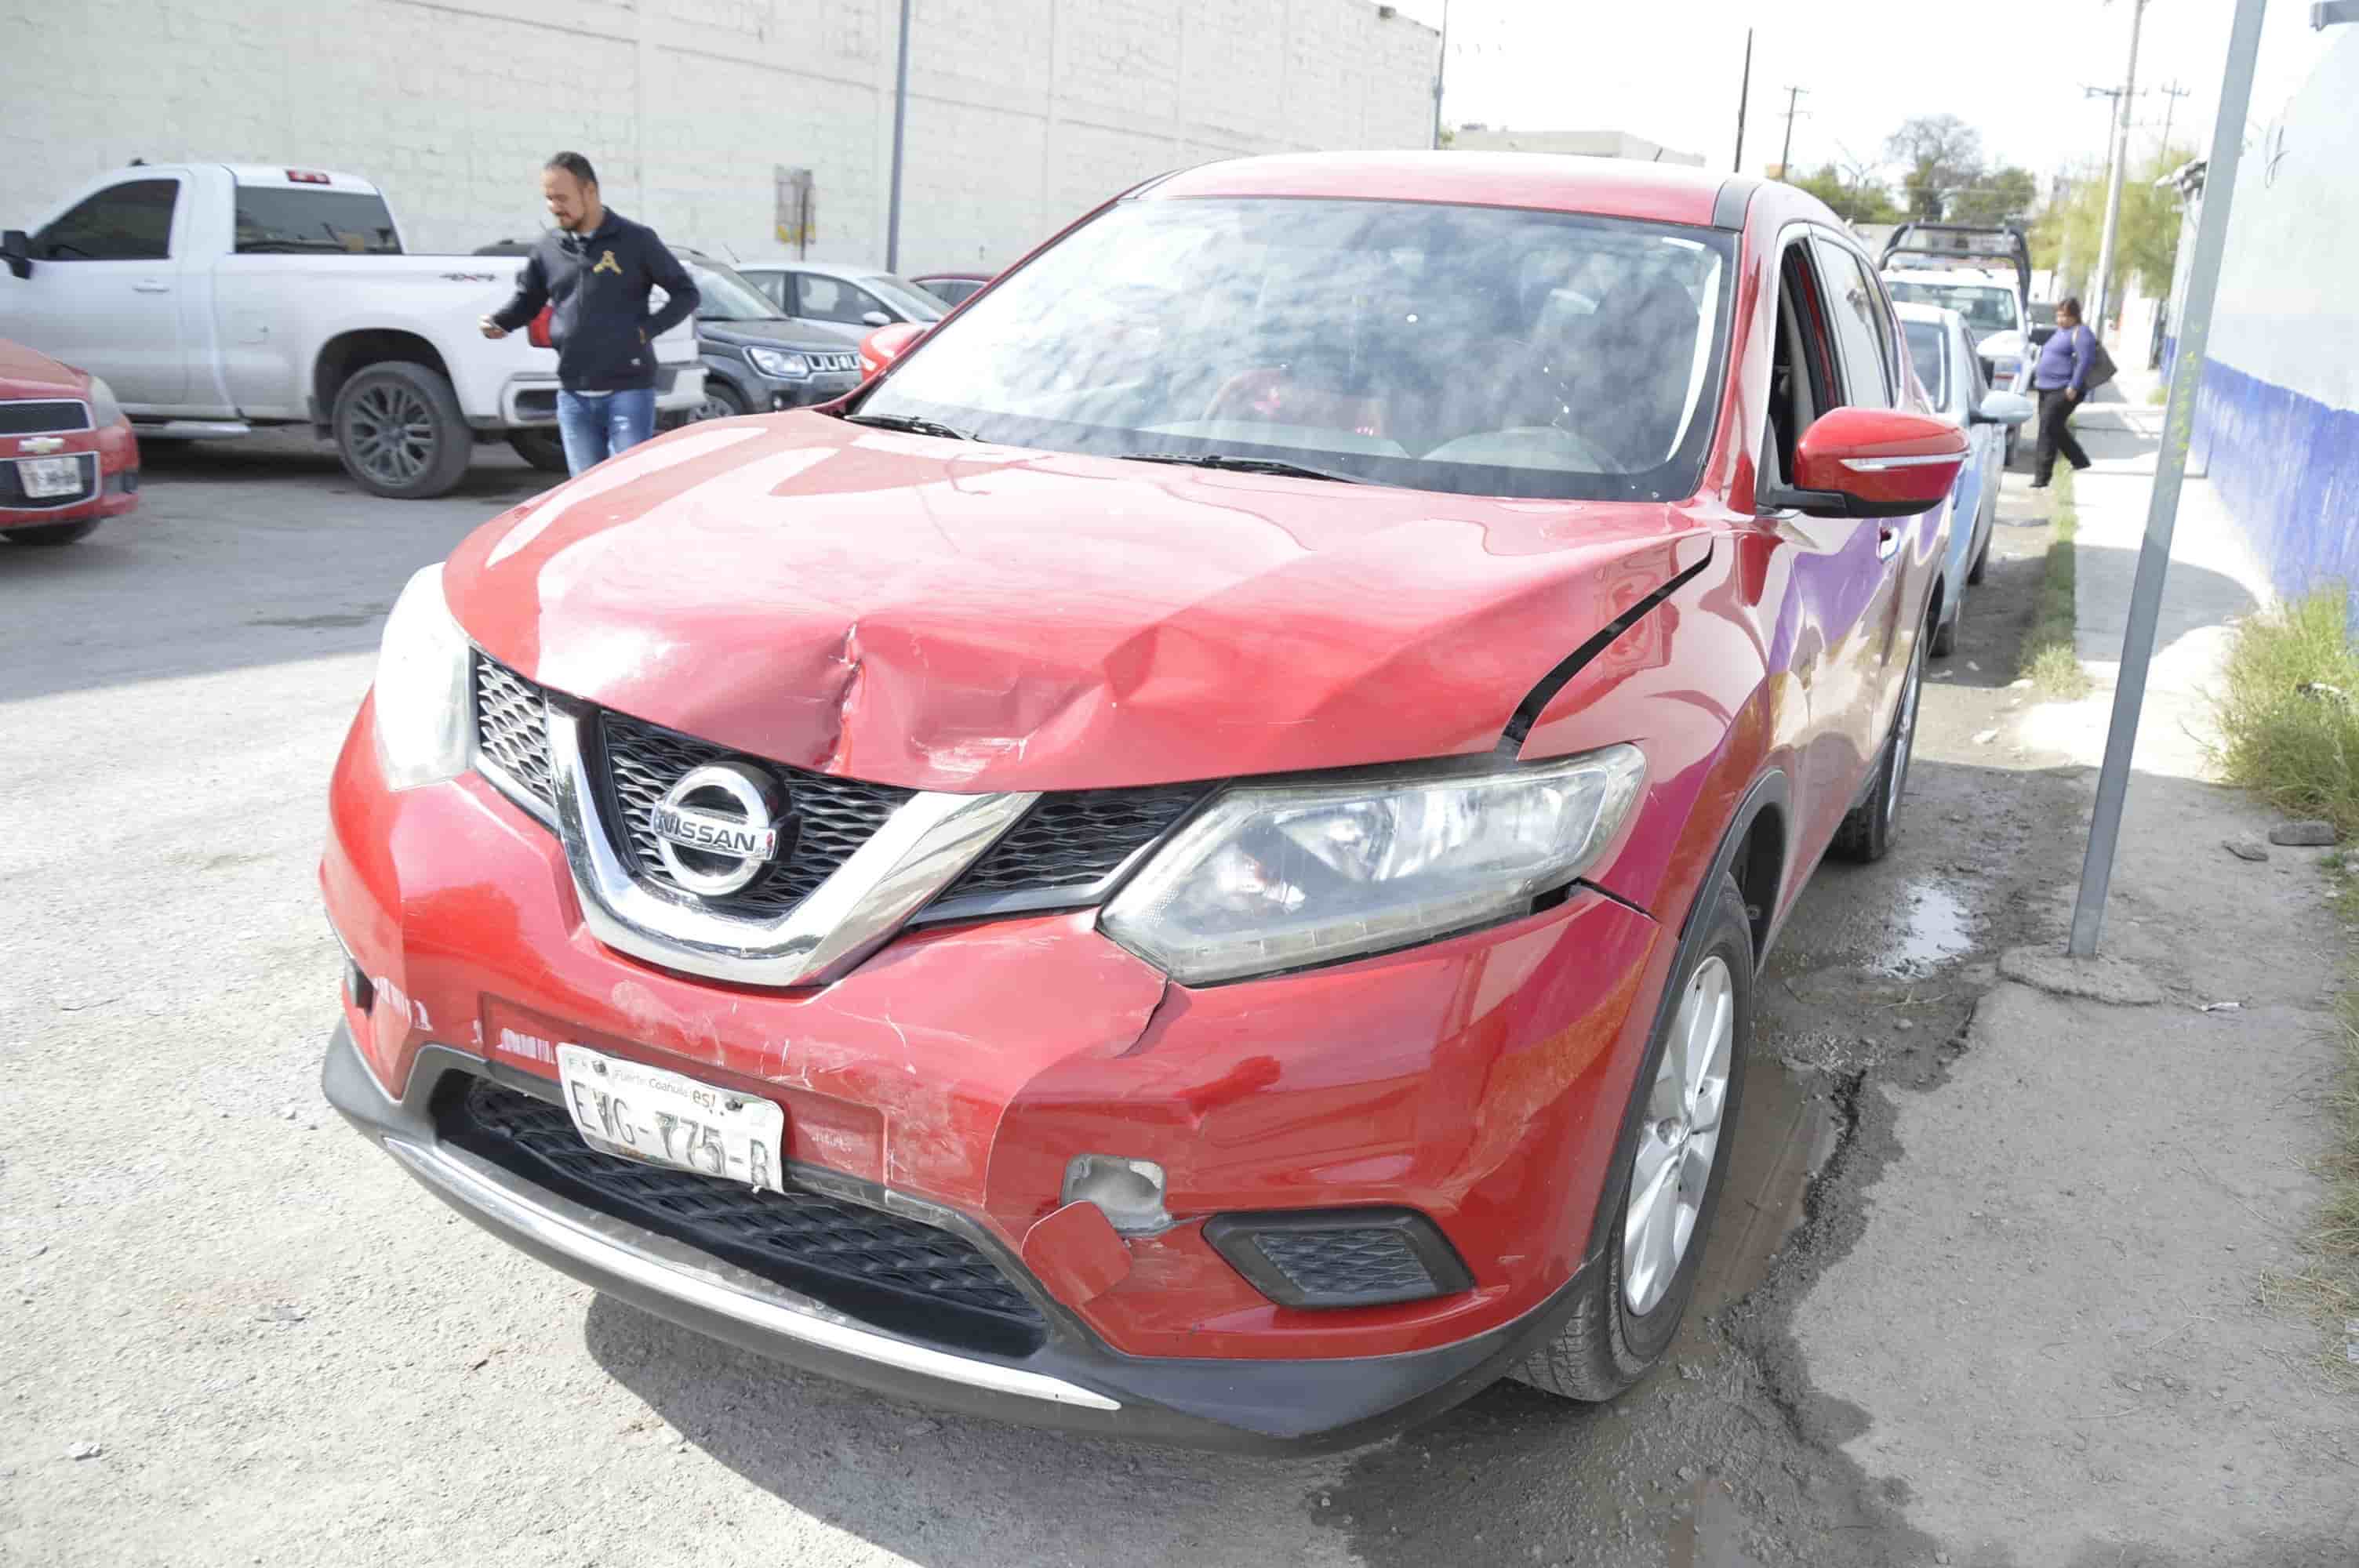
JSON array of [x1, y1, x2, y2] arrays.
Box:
[[0, 164, 705, 498]]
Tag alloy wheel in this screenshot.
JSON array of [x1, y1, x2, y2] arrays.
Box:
[[1623, 954, 1734, 1317], [345, 382, 435, 486]]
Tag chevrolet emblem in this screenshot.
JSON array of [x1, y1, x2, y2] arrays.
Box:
[[18, 437, 67, 455]]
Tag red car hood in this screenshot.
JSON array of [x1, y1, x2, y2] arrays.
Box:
[[448, 414, 1710, 792], [0, 337, 86, 400]]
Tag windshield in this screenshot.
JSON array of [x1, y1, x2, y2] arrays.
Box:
[[691, 260, 787, 321], [1884, 279, 2019, 336], [1903, 320, 1948, 406], [861, 273, 948, 322], [854, 197, 1734, 501]]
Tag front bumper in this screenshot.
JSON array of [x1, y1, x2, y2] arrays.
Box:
[[763, 372, 861, 411], [2, 419, 140, 529], [326, 1025, 1591, 1449]]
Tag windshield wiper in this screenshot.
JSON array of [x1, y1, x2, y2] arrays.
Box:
[[838, 412, 979, 441], [1118, 452, 1367, 485]]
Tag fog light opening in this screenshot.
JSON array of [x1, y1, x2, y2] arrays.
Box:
[[1061, 1155, 1170, 1236]]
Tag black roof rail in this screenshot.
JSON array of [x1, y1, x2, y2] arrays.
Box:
[[1877, 221, 2031, 300]]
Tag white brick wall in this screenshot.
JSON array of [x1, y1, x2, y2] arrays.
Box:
[[1, 0, 1437, 271]]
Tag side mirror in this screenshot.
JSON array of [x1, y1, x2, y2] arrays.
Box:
[[858, 321, 927, 379], [1763, 407, 1968, 519], [860, 310, 892, 328], [1973, 390, 2035, 428], [2, 230, 30, 281]]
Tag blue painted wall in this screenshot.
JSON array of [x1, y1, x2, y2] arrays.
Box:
[[2191, 358, 2359, 613]]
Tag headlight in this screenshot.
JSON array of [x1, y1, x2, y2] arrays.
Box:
[[746, 347, 810, 379], [85, 374, 122, 426], [373, 563, 472, 790], [1100, 745, 1647, 985]]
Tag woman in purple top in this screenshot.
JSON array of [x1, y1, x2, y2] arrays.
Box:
[[2030, 296, 2098, 488]]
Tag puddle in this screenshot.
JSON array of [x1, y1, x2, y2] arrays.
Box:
[[1871, 881, 1973, 978], [1684, 1061, 1837, 1325]]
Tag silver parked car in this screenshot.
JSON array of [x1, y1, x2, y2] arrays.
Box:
[[732, 260, 947, 339]]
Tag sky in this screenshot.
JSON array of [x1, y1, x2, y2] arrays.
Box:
[[1389, 0, 2330, 190]]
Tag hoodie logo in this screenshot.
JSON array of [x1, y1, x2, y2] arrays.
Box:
[[591, 249, 621, 277]]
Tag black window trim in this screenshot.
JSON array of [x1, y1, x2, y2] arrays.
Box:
[[33, 175, 185, 263]]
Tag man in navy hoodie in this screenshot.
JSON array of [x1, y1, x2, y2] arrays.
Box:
[[482, 152, 699, 475], [2029, 296, 2097, 489]]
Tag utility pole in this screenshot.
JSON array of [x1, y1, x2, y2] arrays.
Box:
[[2157, 79, 2191, 152], [2070, 0, 2269, 956], [2092, 0, 2149, 329], [885, 0, 912, 274], [1432, 0, 1452, 150], [1732, 28, 1753, 174], [1778, 85, 1809, 177]]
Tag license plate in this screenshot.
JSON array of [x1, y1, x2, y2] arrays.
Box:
[[18, 456, 84, 499], [555, 1044, 786, 1193]]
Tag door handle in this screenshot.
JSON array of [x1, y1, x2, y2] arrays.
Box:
[[133, 279, 171, 293], [1877, 524, 1903, 561]]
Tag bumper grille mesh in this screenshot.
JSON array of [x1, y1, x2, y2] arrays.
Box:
[[1249, 1228, 1440, 1304], [0, 401, 93, 436], [598, 711, 914, 916], [944, 785, 1205, 901], [440, 1078, 1045, 1350], [473, 654, 555, 810]]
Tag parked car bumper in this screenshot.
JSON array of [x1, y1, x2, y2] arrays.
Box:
[[761, 368, 862, 410], [1, 417, 139, 531], [498, 366, 707, 429], [318, 696, 1671, 1446]]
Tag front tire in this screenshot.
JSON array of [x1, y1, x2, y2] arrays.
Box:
[[691, 380, 749, 422], [2, 518, 101, 546], [1830, 613, 1927, 863], [1513, 873, 1754, 1400], [333, 362, 472, 499]]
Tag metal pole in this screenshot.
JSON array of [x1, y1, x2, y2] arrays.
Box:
[[1779, 85, 1807, 176], [1732, 29, 1753, 174], [2067, 0, 2267, 958], [885, 0, 912, 274], [1430, 3, 1442, 150], [2092, 0, 2146, 328]]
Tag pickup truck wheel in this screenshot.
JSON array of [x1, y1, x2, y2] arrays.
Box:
[[2, 518, 102, 546], [333, 362, 471, 499], [506, 429, 569, 474]]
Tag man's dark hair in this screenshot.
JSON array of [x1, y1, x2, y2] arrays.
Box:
[[2058, 296, 2082, 320], [545, 151, 598, 188]]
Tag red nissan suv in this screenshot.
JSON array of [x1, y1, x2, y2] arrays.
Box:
[[322, 153, 1963, 1449]]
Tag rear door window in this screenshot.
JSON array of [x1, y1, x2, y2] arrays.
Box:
[[1903, 320, 1947, 406], [34, 179, 180, 261]]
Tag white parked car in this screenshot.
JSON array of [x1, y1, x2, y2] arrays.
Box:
[[1877, 223, 2034, 462], [1896, 302, 2034, 655], [0, 165, 706, 498]]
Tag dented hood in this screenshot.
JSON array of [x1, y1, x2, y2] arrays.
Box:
[[446, 413, 1710, 793]]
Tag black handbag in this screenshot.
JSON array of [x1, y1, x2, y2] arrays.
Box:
[[2083, 333, 2119, 393]]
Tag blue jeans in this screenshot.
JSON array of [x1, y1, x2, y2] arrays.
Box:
[[555, 387, 656, 475]]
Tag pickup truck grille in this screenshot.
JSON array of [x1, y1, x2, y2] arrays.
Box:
[[466, 652, 1205, 919]]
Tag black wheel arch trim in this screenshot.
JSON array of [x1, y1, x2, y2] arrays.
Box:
[[1578, 766, 1787, 1263]]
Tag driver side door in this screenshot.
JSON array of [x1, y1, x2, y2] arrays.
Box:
[[10, 176, 190, 407]]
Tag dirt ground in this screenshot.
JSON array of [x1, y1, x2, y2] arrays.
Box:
[[2, 425, 2348, 1566]]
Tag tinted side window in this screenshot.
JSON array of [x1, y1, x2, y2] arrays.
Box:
[[1902, 320, 1947, 406], [34, 180, 180, 261], [1811, 240, 1894, 408]]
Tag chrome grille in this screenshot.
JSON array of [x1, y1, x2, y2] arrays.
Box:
[[0, 401, 93, 436], [472, 654, 554, 810], [599, 710, 914, 917]]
